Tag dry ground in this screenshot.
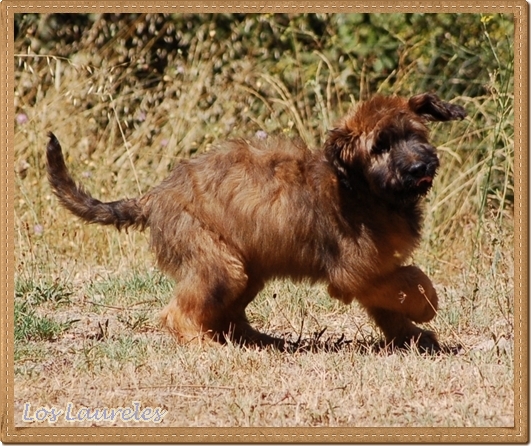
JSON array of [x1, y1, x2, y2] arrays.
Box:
[[14, 225, 515, 427]]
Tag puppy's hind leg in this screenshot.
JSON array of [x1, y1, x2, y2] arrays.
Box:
[[159, 262, 245, 345], [161, 276, 284, 349], [224, 280, 286, 349], [159, 243, 283, 348], [159, 279, 221, 345]]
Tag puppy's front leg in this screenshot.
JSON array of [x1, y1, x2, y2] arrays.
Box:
[[365, 307, 439, 352], [361, 265, 438, 323], [361, 265, 439, 351], [329, 265, 439, 350]]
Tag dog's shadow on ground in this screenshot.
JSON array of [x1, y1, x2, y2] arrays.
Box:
[[279, 328, 463, 357]]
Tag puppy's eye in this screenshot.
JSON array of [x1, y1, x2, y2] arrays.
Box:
[[372, 139, 390, 154]]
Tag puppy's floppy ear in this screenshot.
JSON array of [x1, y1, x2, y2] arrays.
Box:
[[408, 93, 467, 122], [324, 127, 369, 170]]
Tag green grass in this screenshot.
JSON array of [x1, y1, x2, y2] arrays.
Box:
[[14, 279, 77, 347], [13, 13, 515, 428], [15, 301, 71, 343]]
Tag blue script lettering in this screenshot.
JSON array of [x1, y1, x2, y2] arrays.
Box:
[[22, 403, 63, 423], [76, 407, 90, 421], [86, 407, 119, 421], [65, 402, 78, 421], [121, 407, 134, 421], [152, 408, 168, 423], [22, 403, 34, 422], [46, 407, 63, 423], [34, 408, 48, 421], [140, 407, 152, 421]]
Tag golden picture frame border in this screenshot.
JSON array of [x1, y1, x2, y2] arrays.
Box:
[[0, 1, 528, 443]]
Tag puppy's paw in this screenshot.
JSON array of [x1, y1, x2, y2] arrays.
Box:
[[403, 329, 441, 354]]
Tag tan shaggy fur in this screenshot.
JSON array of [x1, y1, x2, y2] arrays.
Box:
[[46, 93, 466, 352]]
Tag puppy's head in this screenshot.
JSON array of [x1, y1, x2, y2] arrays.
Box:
[[324, 93, 466, 202]]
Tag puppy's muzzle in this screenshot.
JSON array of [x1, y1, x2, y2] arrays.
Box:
[[409, 162, 437, 187], [405, 146, 440, 194]]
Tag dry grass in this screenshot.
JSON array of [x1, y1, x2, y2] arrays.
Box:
[[13, 13, 515, 428]]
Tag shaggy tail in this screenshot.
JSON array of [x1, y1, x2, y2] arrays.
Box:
[[46, 132, 147, 230]]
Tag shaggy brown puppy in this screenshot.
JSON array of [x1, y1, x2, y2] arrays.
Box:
[[46, 93, 466, 352]]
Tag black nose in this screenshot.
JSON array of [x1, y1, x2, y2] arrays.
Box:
[[408, 148, 440, 179], [407, 158, 439, 189], [408, 162, 428, 178]]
